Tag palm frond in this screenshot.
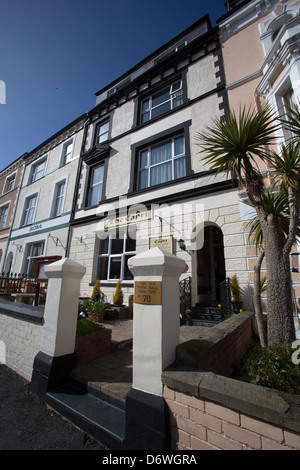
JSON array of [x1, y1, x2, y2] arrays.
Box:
[[266, 142, 300, 190], [197, 106, 280, 180]]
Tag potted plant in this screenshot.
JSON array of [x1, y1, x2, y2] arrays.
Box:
[[113, 278, 124, 306], [230, 274, 244, 313], [86, 300, 107, 323], [110, 279, 129, 319]]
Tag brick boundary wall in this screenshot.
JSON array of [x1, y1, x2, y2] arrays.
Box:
[[162, 378, 300, 450], [162, 311, 300, 450], [0, 301, 43, 381], [75, 327, 112, 365], [177, 311, 254, 376]]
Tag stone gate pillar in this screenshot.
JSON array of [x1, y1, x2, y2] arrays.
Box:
[[31, 258, 86, 399], [125, 247, 185, 450]]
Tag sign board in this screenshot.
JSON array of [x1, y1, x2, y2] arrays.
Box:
[[149, 236, 173, 254], [104, 209, 152, 229], [134, 281, 162, 305]]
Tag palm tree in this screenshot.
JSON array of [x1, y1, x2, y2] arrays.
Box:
[[247, 190, 295, 348], [197, 105, 300, 345]]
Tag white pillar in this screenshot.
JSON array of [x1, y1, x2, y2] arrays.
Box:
[[41, 257, 86, 357], [31, 258, 86, 398], [128, 247, 185, 397]]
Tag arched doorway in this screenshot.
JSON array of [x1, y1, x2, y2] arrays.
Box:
[[196, 225, 226, 305]]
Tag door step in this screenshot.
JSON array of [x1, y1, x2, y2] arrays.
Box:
[[46, 383, 125, 450]]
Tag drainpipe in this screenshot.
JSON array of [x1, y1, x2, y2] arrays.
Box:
[[65, 114, 90, 257], [2, 152, 28, 273]]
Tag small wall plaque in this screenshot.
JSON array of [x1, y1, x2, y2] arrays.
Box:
[[134, 281, 162, 305]]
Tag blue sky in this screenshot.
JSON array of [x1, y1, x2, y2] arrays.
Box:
[[0, 0, 227, 171]]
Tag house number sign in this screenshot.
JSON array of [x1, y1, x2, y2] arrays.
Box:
[[134, 281, 162, 305]]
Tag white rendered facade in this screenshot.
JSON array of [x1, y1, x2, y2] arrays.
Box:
[[6, 116, 86, 278], [68, 16, 249, 307]]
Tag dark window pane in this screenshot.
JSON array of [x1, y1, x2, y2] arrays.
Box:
[[111, 238, 124, 254], [109, 257, 121, 279], [124, 255, 134, 280], [98, 256, 108, 280]]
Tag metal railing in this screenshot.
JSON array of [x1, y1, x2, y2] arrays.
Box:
[[0, 272, 48, 306]]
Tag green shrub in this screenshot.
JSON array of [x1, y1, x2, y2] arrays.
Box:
[[113, 278, 123, 305], [86, 300, 107, 315], [76, 318, 104, 337], [236, 342, 300, 395], [91, 279, 101, 301], [230, 274, 244, 302]]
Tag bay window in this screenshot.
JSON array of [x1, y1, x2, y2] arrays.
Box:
[[138, 134, 186, 189]]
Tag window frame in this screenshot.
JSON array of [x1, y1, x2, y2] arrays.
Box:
[[137, 134, 186, 190], [28, 156, 47, 184], [86, 163, 105, 208], [22, 241, 45, 278], [3, 173, 16, 194], [0, 204, 9, 229], [60, 138, 74, 166], [140, 79, 183, 124], [95, 119, 110, 145], [130, 121, 192, 193], [96, 232, 136, 284], [21, 193, 38, 226], [50, 179, 67, 218]]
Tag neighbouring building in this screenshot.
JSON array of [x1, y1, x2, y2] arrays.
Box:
[[67, 14, 249, 309], [5, 114, 87, 280], [0, 155, 26, 273], [217, 0, 300, 324]]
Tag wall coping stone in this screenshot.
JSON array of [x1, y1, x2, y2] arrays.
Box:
[[176, 311, 254, 368], [162, 311, 300, 435], [0, 299, 44, 324]]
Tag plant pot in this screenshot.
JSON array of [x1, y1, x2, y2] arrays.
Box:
[[87, 312, 105, 323]]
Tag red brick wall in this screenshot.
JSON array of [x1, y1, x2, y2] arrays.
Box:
[[201, 317, 253, 376], [75, 328, 111, 365]]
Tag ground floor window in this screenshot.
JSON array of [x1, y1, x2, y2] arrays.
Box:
[[23, 241, 45, 278], [96, 232, 136, 282]]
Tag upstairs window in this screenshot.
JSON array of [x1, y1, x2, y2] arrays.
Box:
[[140, 80, 183, 123], [51, 180, 66, 217], [95, 121, 110, 144], [4, 174, 15, 193], [87, 164, 104, 207], [0, 205, 8, 229], [60, 139, 73, 165], [21, 194, 37, 226], [138, 134, 186, 189], [29, 158, 47, 183]]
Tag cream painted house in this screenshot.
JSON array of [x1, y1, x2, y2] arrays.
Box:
[[217, 0, 300, 322], [5, 114, 87, 279], [67, 15, 249, 313]]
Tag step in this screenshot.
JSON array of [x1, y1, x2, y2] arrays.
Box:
[[46, 384, 125, 450]]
